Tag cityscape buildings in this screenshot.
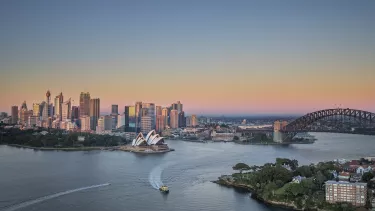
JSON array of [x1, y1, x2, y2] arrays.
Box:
[[79, 92, 90, 117], [11, 106, 18, 124], [80, 115, 91, 132], [42, 90, 51, 121], [191, 115, 198, 127], [32, 103, 41, 118], [111, 105, 118, 115], [61, 99, 71, 122], [135, 102, 142, 133], [89, 98, 100, 131], [170, 109, 178, 129], [178, 111, 185, 128], [125, 105, 136, 132], [71, 106, 79, 120], [162, 107, 168, 128], [54, 92, 63, 121]]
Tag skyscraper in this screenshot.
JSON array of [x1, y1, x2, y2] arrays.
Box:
[[186, 116, 192, 127], [135, 102, 142, 133], [141, 116, 152, 133], [178, 111, 185, 128], [32, 103, 41, 117], [177, 101, 183, 113], [125, 106, 136, 132], [97, 115, 112, 132], [54, 92, 63, 121], [42, 90, 51, 121], [162, 107, 168, 128], [71, 106, 79, 120], [111, 105, 118, 115], [61, 99, 71, 122], [156, 115, 164, 132], [80, 115, 91, 131], [156, 106, 162, 116], [19, 101, 32, 126], [191, 115, 198, 127], [89, 98, 100, 130], [170, 109, 178, 129], [79, 92, 90, 117], [142, 103, 155, 129], [11, 106, 18, 124]]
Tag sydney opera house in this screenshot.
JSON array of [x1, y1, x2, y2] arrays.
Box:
[[131, 130, 166, 147]]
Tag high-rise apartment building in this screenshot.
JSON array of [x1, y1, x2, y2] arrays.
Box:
[[11, 106, 19, 124], [191, 115, 198, 127], [125, 106, 136, 132], [325, 181, 367, 206], [80, 115, 91, 131], [178, 111, 185, 128], [61, 99, 71, 122], [162, 107, 168, 128], [177, 101, 183, 113], [54, 92, 63, 120], [79, 92, 90, 117], [89, 98, 100, 131], [117, 113, 125, 129], [96, 115, 112, 132], [42, 90, 51, 121], [111, 105, 118, 115], [170, 109, 178, 129]]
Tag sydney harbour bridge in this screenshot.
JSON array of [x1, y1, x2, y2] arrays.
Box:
[[277, 108, 375, 141]]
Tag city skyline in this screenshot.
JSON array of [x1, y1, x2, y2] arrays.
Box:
[[1, 1, 375, 115]]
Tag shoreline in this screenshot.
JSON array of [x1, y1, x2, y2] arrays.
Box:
[[5, 144, 106, 151]]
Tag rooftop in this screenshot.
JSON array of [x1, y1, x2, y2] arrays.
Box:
[[325, 180, 367, 186]]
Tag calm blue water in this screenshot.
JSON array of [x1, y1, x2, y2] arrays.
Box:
[[0, 133, 374, 211]]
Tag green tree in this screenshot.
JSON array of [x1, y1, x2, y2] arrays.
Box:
[[233, 163, 250, 174], [362, 172, 374, 182]]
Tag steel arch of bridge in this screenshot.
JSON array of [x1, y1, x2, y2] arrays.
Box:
[[283, 108, 375, 132]]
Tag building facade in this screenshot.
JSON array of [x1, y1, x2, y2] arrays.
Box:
[[89, 98, 100, 131], [156, 115, 164, 132], [79, 92, 91, 117], [178, 111, 185, 128], [61, 99, 71, 122], [54, 92, 63, 120], [42, 90, 51, 121], [125, 106, 136, 132], [141, 116, 152, 134], [162, 107, 168, 128], [80, 115, 91, 132], [191, 115, 198, 127], [135, 102, 142, 133], [111, 105, 118, 115], [170, 109, 178, 129], [325, 181, 367, 206], [142, 103, 155, 130], [11, 106, 18, 124]]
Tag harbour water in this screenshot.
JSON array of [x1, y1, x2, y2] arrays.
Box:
[[0, 132, 374, 211]]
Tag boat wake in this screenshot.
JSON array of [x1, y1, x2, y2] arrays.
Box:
[[149, 162, 174, 190], [2, 183, 110, 211]]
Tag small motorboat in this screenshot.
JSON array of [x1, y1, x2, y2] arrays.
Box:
[[159, 185, 169, 193]]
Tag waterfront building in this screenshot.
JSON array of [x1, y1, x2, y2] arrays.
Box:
[[141, 116, 152, 134], [186, 116, 191, 127], [156, 115, 165, 132], [54, 92, 63, 120], [162, 107, 168, 128], [325, 181, 367, 206], [111, 105, 118, 115], [79, 92, 90, 117], [71, 106, 79, 120], [132, 130, 166, 146], [178, 111, 185, 128], [42, 90, 51, 121], [191, 115, 198, 127], [80, 115, 91, 132], [125, 105, 136, 132], [61, 99, 71, 122], [11, 106, 18, 124], [89, 98, 100, 131], [170, 109, 178, 129]]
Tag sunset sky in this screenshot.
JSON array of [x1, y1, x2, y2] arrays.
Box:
[[1, 0, 375, 115]]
